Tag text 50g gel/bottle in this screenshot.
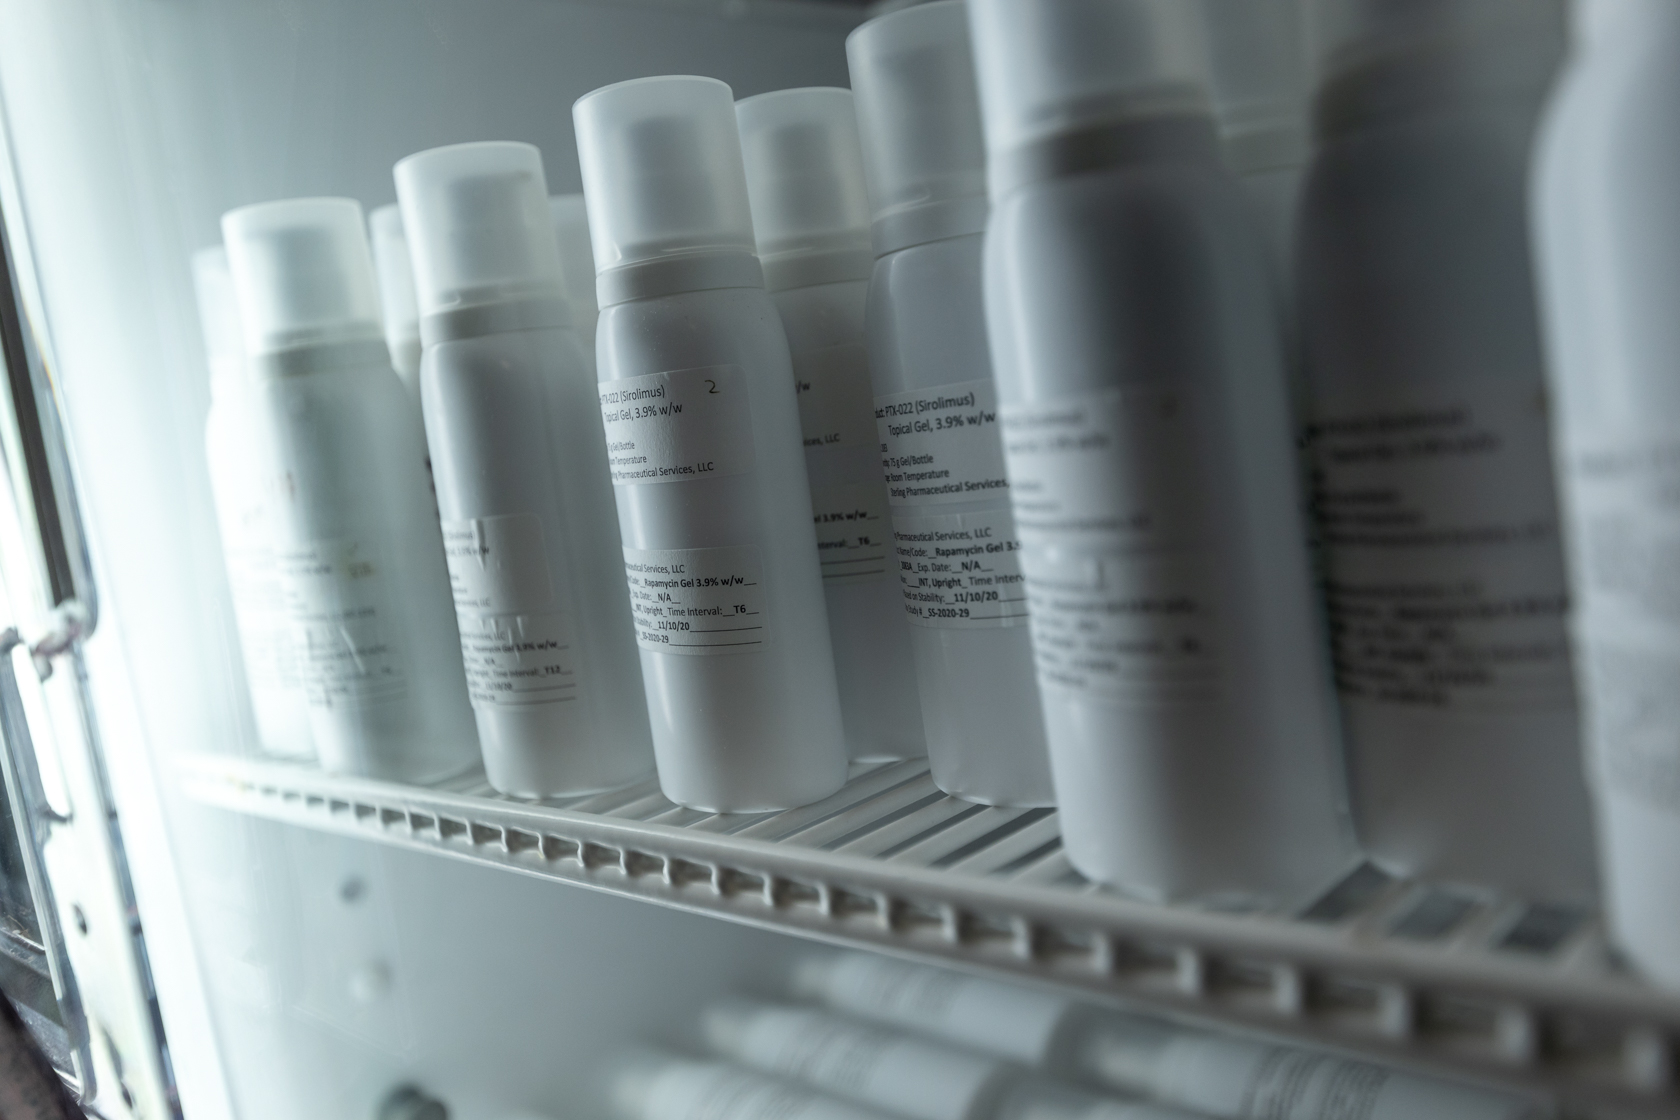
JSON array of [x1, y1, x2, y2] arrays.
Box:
[[575, 75, 848, 811]]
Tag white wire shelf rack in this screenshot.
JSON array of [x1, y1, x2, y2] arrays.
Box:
[[177, 753, 1680, 1118]]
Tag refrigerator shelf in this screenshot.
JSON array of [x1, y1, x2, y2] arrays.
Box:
[[177, 752, 1678, 1116]]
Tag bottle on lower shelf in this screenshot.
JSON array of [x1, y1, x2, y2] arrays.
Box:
[[613, 1052, 892, 1120], [998, 1079, 1209, 1120], [792, 952, 1549, 1120], [702, 998, 1019, 1120]]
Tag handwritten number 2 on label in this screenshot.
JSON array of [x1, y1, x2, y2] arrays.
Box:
[[705, 379, 719, 394]]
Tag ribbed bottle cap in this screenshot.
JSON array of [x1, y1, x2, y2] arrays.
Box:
[[191, 245, 244, 387], [221, 197, 383, 356], [394, 141, 567, 324], [1308, 0, 1565, 84], [573, 76, 758, 274], [368, 204, 420, 347], [737, 87, 871, 264], [1200, 0, 1311, 172], [846, 1, 987, 255], [549, 194, 599, 319], [968, 0, 1208, 170]]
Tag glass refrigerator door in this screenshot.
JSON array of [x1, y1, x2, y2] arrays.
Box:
[[0, 3, 1673, 1120], [0, 131, 172, 1114]]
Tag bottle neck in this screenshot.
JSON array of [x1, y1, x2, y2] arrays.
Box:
[[250, 338, 391, 379], [419, 295, 571, 347], [1221, 116, 1312, 177], [762, 247, 873, 293], [988, 112, 1223, 202], [871, 196, 989, 260], [596, 250, 765, 308]]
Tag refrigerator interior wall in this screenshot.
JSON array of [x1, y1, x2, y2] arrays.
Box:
[[0, 1, 857, 1116]]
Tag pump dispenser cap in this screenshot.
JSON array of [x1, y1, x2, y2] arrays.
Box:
[[368, 204, 420, 347], [221, 197, 384, 357], [847, 1, 988, 257], [550, 194, 599, 318], [192, 246, 245, 389], [968, 0, 1208, 184], [1200, 0, 1311, 173], [574, 75, 762, 303], [737, 87, 872, 285], [394, 142, 570, 343]]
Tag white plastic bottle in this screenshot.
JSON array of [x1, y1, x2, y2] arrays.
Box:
[[550, 193, 600, 373], [791, 952, 1099, 1069], [702, 999, 1018, 1120], [194, 246, 314, 761], [970, 0, 1356, 902], [1533, 0, 1680, 986], [574, 75, 849, 811], [369, 203, 422, 396], [613, 1052, 893, 1120], [1077, 1020, 1546, 1120], [395, 141, 656, 797], [221, 197, 479, 782], [847, 0, 1054, 805], [737, 87, 926, 762], [1298, 0, 1596, 897], [998, 1081, 1208, 1120], [795, 955, 1544, 1120]]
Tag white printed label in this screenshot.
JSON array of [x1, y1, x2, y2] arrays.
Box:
[[623, 545, 769, 655], [1023, 552, 1221, 701], [1001, 388, 1224, 701], [1159, 1039, 1395, 1120], [875, 379, 1011, 506], [455, 611, 579, 708], [797, 343, 876, 452], [1306, 378, 1574, 711], [225, 542, 305, 692], [1567, 435, 1680, 807], [1001, 386, 1207, 546], [811, 482, 892, 586], [442, 514, 555, 614], [892, 509, 1029, 629], [277, 539, 405, 707], [442, 514, 577, 709], [599, 366, 753, 486]]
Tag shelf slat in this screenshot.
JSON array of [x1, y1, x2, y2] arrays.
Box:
[[176, 752, 1680, 1119]]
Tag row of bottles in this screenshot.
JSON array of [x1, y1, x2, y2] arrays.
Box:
[[189, 0, 1680, 986], [614, 952, 1546, 1120]]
